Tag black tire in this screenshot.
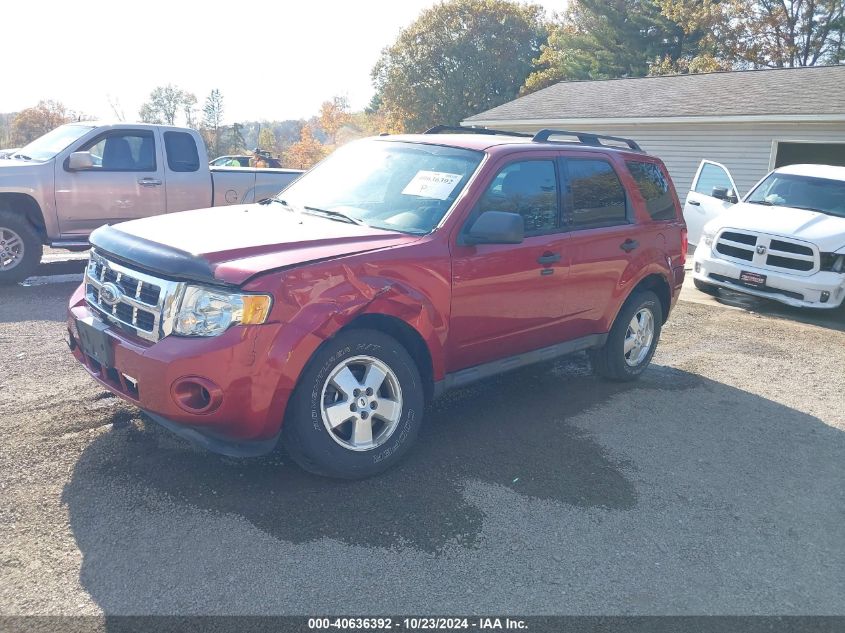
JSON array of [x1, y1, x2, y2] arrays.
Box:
[[0, 210, 42, 285], [590, 290, 663, 382], [282, 328, 425, 479], [693, 278, 720, 297]]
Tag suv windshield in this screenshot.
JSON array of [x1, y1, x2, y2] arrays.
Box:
[[747, 172, 845, 218], [15, 124, 94, 161], [278, 139, 484, 234]]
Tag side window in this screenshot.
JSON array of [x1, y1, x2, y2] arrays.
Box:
[[695, 162, 734, 196], [476, 160, 558, 233], [82, 131, 156, 171], [565, 159, 627, 228], [163, 131, 200, 172], [626, 160, 676, 221]]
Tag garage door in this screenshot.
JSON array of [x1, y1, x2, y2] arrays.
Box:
[[774, 142, 845, 168]]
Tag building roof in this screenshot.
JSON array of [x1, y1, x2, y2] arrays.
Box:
[[464, 65, 845, 125]]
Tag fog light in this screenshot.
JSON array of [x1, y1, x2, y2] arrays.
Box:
[[694, 262, 701, 273], [820, 291, 830, 303], [171, 376, 223, 414]]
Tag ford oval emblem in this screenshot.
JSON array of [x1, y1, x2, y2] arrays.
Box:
[[100, 282, 123, 306]]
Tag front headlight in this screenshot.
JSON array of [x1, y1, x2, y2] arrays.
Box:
[[701, 230, 716, 248], [174, 285, 272, 337]]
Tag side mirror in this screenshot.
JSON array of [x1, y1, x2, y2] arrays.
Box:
[[465, 211, 524, 245], [68, 151, 94, 170], [711, 186, 737, 204]]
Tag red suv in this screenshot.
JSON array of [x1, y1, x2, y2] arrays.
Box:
[[67, 128, 687, 479]]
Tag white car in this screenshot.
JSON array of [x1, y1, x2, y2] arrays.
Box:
[[691, 163, 845, 309]]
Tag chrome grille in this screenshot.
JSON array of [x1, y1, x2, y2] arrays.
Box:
[[713, 229, 819, 275], [85, 251, 184, 342]]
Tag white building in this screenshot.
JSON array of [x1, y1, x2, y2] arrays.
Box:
[[462, 65, 845, 197]]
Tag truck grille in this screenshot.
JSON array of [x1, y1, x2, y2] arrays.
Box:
[[85, 251, 184, 342], [713, 229, 818, 275]]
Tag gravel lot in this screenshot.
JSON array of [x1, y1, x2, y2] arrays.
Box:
[[1, 269, 844, 616]]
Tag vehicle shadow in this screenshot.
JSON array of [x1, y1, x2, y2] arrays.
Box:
[[61, 355, 845, 614], [0, 280, 80, 324], [707, 287, 844, 332]]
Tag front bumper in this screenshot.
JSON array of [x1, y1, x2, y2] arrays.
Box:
[[693, 247, 845, 309], [67, 285, 307, 451]]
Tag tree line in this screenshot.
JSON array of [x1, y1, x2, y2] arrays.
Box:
[[2, 0, 842, 166]]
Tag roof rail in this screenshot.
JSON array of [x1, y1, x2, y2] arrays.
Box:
[[424, 125, 532, 138], [532, 129, 643, 152]]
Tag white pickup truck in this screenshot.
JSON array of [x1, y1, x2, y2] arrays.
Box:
[[0, 122, 302, 283], [690, 163, 845, 309]]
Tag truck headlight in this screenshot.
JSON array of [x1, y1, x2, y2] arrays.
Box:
[[702, 230, 716, 248], [174, 285, 272, 337]]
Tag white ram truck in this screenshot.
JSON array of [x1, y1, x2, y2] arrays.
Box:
[[692, 163, 845, 309], [0, 122, 302, 283]]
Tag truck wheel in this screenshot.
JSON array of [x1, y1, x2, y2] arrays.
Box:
[[0, 211, 42, 285], [283, 329, 425, 479], [693, 278, 720, 296], [589, 290, 662, 382]]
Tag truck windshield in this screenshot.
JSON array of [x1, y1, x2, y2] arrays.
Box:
[[747, 172, 845, 219], [277, 139, 484, 234], [15, 124, 94, 161]]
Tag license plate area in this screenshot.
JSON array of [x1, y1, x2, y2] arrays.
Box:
[[76, 316, 115, 367], [739, 270, 767, 288]]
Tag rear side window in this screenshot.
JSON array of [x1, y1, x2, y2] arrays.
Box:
[[565, 159, 627, 229], [476, 160, 559, 233], [626, 160, 676, 220], [163, 131, 200, 172]]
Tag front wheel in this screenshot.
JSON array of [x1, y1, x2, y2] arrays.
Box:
[[282, 329, 425, 479], [0, 210, 42, 285], [590, 290, 663, 382]]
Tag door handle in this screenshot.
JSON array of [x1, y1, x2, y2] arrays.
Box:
[[620, 239, 639, 253], [537, 252, 561, 265], [138, 178, 162, 187], [688, 200, 701, 206]]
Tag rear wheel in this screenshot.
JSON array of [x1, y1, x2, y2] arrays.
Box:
[[0, 210, 42, 285], [590, 290, 662, 381], [282, 329, 425, 479]]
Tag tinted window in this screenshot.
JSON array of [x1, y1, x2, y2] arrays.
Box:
[[83, 131, 156, 171], [566, 159, 627, 228], [626, 160, 676, 220], [694, 162, 734, 196], [164, 131, 200, 172], [477, 160, 558, 233]]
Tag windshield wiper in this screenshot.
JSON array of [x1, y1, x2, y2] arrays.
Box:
[[788, 205, 826, 214], [747, 199, 773, 206], [302, 206, 366, 226]]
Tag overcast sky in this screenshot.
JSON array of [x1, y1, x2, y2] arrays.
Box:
[[3, 0, 563, 123]]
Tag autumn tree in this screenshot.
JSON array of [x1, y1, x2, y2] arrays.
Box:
[[318, 96, 351, 144], [658, 0, 845, 68], [139, 84, 197, 126], [284, 124, 328, 169], [257, 126, 278, 155], [11, 100, 73, 145], [202, 89, 225, 157], [372, 0, 548, 130], [523, 0, 714, 92]]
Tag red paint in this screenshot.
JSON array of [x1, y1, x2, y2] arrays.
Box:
[[68, 137, 686, 444]]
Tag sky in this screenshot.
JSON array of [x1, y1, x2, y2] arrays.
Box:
[[2, 0, 564, 123]]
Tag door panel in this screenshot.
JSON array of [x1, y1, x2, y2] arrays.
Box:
[[55, 129, 165, 235], [448, 155, 568, 371], [684, 160, 738, 245]]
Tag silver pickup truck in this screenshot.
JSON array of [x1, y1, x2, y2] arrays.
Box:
[[0, 122, 302, 283]]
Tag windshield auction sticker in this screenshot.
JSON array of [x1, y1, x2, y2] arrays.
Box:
[[402, 171, 463, 200]]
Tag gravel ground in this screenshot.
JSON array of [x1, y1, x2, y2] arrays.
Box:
[[1, 276, 844, 616]]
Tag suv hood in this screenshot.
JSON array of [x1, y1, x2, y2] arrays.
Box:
[[90, 204, 420, 285], [704, 202, 845, 252]]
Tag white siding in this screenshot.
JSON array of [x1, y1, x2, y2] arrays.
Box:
[[496, 122, 845, 198]]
